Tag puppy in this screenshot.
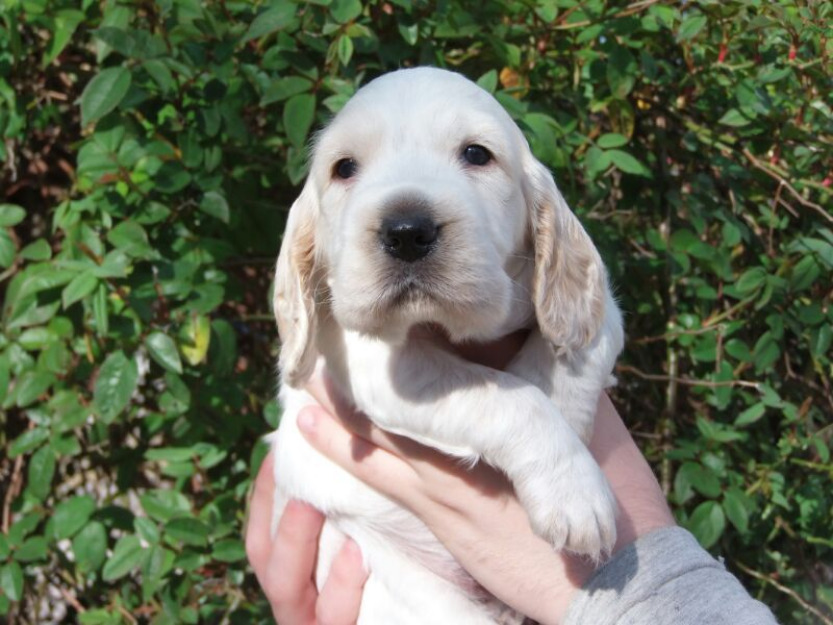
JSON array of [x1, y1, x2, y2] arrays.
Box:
[[271, 67, 624, 624]]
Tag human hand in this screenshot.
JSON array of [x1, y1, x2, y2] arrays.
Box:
[[245, 452, 369, 625], [295, 376, 675, 625]]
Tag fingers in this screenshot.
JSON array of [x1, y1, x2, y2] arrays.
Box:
[[264, 500, 323, 624], [247, 450, 368, 625], [304, 373, 450, 467], [245, 452, 276, 575], [297, 405, 422, 507], [316, 539, 368, 625]]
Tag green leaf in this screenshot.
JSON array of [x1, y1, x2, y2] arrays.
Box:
[[597, 133, 628, 148], [27, 445, 55, 501], [142, 544, 175, 600], [198, 191, 229, 223], [752, 332, 780, 372], [180, 315, 211, 366], [735, 267, 766, 295], [718, 108, 752, 127], [0, 204, 26, 227], [140, 490, 191, 522], [20, 239, 52, 261], [106, 221, 151, 257], [476, 70, 498, 93], [811, 325, 832, 358], [0, 231, 14, 268], [209, 319, 237, 375], [606, 149, 651, 176], [43, 9, 85, 66], [330, 0, 362, 23], [0, 562, 23, 602], [336, 34, 354, 66], [674, 462, 698, 504], [145, 447, 194, 462], [398, 22, 418, 45], [212, 539, 246, 562], [687, 461, 721, 498], [9, 427, 49, 457], [584, 146, 612, 179], [79, 609, 122, 625], [243, 5, 296, 42], [676, 13, 707, 41], [93, 351, 139, 423], [145, 332, 183, 374], [52, 495, 96, 540], [687, 501, 726, 549], [735, 403, 766, 427], [261, 76, 314, 106], [14, 536, 48, 562], [73, 521, 108, 571], [93, 284, 109, 337], [62, 273, 98, 309], [102, 535, 145, 582], [81, 66, 132, 125], [13, 371, 55, 407], [155, 162, 191, 194], [284, 93, 316, 149], [724, 338, 752, 363], [723, 488, 750, 533], [165, 517, 210, 547], [606, 45, 637, 98]]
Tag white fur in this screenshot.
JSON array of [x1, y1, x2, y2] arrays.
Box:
[[271, 68, 625, 623]]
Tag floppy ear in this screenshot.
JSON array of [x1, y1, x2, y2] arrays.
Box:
[[274, 181, 319, 387], [524, 156, 607, 352]]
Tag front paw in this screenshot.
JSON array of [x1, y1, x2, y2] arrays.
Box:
[[517, 452, 617, 561]]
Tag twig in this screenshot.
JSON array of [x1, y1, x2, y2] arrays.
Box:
[[734, 560, 833, 625], [633, 325, 723, 345], [2, 455, 24, 533], [58, 585, 86, 614], [617, 364, 761, 390], [553, 0, 665, 29], [117, 605, 139, 625], [743, 148, 833, 224]]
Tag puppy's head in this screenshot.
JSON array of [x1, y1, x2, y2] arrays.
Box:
[[275, 68, 606, 386]]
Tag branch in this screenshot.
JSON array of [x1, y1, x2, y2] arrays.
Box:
[[617, 364, 761, 390], [553, 0, 667, 30], [734, 560, 833, 625], [2, 455, 24, 533], [743, 148, 833, 224]]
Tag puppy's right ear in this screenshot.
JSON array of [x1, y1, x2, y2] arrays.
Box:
[[274, 181, 319, 387]]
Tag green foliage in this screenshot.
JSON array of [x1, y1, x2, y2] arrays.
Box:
[[1, 0, 831, 623]]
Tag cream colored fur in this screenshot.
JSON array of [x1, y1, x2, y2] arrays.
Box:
[[270, 67, 624, 624]]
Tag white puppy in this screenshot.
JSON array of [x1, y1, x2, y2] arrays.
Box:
[[271, 67, 624, 624]]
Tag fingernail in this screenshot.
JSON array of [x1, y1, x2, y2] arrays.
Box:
[[344, 539, 366, 570], [297, 408, 318, 434], [343, 538, 360, 556]]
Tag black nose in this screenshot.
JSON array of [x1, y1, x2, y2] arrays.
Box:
[[380, 215, 439, 262]]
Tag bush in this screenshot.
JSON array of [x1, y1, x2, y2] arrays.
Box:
[[1, 0, 830, 623]]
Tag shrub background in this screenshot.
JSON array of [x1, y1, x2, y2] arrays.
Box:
[[1, 0, 831, 623]]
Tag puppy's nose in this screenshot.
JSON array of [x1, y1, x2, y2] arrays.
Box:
[[380, 215, 439, 262]]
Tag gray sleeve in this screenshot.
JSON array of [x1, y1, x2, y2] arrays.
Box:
[[562, 527, 779, 625]]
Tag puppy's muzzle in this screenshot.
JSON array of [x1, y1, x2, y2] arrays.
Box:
[[379, 213, 439, 262]]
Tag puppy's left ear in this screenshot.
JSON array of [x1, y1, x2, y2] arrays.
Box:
[[524, 155, 607, 351]]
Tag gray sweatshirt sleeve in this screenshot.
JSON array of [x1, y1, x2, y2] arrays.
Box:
[[562, 527, 779, 625]]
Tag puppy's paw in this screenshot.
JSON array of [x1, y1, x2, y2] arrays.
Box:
[[517, 452, 617, 561]]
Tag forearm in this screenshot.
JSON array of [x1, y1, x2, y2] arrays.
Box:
[[563, 526, 779, 625]]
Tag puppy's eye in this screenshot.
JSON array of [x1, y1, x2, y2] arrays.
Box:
[[334, 158, 358, 180], [462, 144, 492, 166]]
